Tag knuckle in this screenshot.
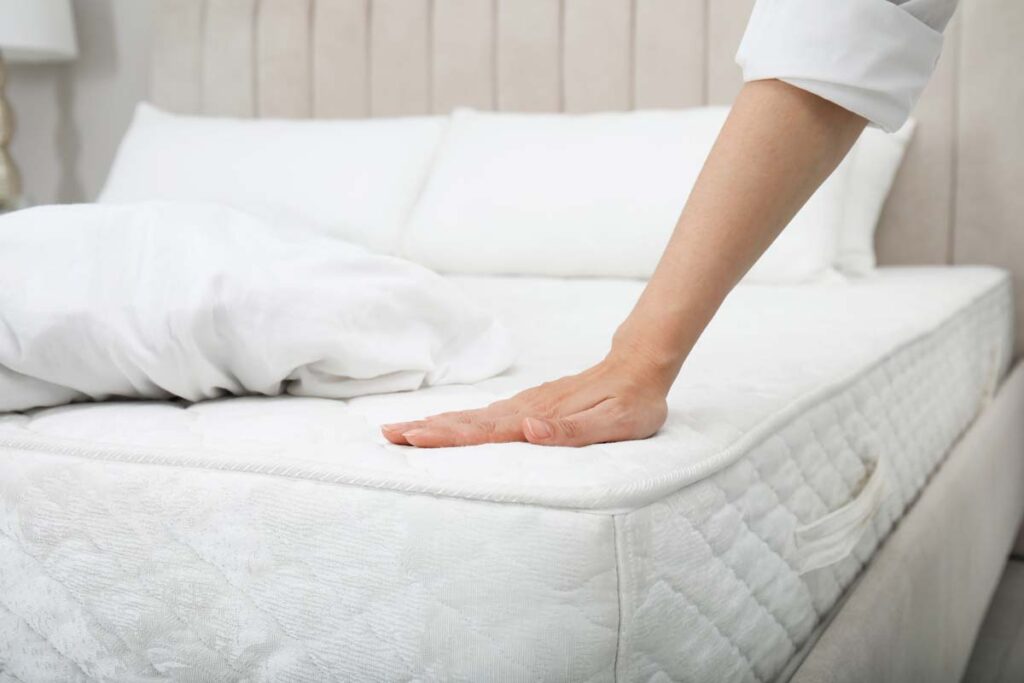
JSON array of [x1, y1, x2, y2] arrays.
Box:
[[523, 398, 554, 417], [609, 402, 631, 421], [538, 406, 558, 419], [500, 400, 528, 417], [557, 417, 580, 439]]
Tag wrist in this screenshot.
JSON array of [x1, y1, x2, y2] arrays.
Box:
[[606, 327, 683, 396]]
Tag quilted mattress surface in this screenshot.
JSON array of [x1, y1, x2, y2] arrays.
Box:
[[0, 266, 1013, 682]]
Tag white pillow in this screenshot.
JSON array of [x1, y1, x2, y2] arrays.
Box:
[[99, 103, 447, 254], [402, 108, 911, 282], [0, 202, 513, 413], [834, 121, 915, 274]]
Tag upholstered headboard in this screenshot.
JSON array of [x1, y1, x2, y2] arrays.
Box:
[[150, 0, 1024, 355]]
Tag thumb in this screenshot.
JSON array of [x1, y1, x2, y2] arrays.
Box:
[[523, 406, 612, 447]]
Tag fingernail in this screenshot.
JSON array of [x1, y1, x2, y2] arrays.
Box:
[[383, 422, 413, 432], [525, 418, 552, 440], [403, 429, 426, 440]]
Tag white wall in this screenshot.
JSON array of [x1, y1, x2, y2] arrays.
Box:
[[6, 0, 156, 205]]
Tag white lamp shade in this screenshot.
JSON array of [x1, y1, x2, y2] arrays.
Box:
[[0, 0, 78, 63]]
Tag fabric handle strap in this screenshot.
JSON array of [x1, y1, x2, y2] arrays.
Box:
[[793, 456, 889, 575]]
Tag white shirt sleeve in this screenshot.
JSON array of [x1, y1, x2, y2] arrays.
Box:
[[736, 0, 959, 132]]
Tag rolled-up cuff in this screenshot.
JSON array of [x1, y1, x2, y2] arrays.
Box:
[[736, 0, 944, 132]]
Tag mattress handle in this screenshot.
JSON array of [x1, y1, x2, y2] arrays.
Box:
[[792, 456, 890, 575]]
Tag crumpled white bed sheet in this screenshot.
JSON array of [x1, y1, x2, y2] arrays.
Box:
[[0, 266, 1013, 682], [0, 202, 512, 413]]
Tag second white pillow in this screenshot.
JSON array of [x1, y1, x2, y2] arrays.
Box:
[[402, 108, 912, 283], [403, 108, 849, 282]]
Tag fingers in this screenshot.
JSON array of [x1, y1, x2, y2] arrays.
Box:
[[381, 421, 427, 445], [382, 405, 497, 444], [380, 371, 658, 448], [523, 401, 635, 447], [402, 415, 524, 448], [385, 400, 658, 449]]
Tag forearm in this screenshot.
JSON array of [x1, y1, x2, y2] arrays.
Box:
[[612, 80, 867, 389]]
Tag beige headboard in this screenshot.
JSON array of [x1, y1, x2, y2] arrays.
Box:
[[151, 0, 1024, 355]]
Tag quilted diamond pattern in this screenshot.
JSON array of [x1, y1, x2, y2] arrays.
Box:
[[0, 457, 619, 681]]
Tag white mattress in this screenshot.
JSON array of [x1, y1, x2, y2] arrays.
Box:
[[0, 266, 1013, 682]]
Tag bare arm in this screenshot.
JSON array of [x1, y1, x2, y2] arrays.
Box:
[[383, 80, 867, 448]]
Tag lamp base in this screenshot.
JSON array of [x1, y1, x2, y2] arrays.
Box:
[[0, 51, 23, 211]]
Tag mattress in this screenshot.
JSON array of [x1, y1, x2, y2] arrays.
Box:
[[0, 266, 1013, 682]]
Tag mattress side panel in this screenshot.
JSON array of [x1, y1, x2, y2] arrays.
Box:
[[614, 279, 1013, 683], [0, 451, 618, 682]]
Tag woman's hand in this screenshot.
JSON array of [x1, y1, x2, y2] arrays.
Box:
[[381, 349, 670, 448], [383, 81, 866, 449]]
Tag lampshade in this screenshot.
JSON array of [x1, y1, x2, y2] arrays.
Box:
[[0, 0, 78, 63]]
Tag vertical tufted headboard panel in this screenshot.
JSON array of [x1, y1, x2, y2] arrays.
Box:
[[151, 0, 1024, 355]]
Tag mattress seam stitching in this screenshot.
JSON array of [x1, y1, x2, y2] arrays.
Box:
[[0, 274, 1011, 513], [604, 275, 1013, 516], [611, 514, 624, 682], [591, 277, 1012, 520], [634, 277, 1014, 500]]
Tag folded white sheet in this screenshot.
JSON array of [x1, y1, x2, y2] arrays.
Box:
[[0, 203, 513, 412]]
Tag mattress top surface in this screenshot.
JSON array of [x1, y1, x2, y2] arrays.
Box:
[[0, 266, 1010, 511]]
